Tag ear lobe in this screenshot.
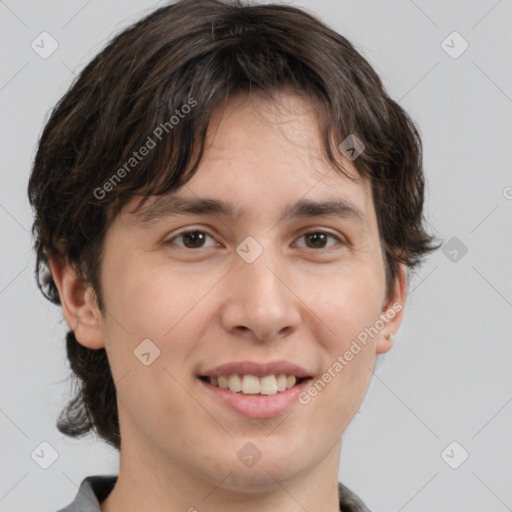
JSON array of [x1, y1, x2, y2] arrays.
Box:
[[376, 263, 407, 355], [48, 255, 105, 350]]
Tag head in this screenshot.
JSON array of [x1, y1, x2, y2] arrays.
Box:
[[28, 0, 440, 490]]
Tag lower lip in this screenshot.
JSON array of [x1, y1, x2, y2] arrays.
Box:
[[198, 378, 312, 419]]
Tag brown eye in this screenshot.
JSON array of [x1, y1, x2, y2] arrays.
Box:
[[295, 231, 342, 250], [167, 230, 216, 249]]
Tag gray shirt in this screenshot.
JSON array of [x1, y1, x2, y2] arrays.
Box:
[[56, 475, 371, 512]]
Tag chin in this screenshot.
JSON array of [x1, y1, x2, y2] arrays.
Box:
[[215, 462, 301, 494]]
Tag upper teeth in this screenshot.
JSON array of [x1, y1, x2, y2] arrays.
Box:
[[209, 374, 299, 395]]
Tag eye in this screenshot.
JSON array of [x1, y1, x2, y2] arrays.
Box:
[[166, 229, 218, 249], [294, 230, 343, 250], [166, 228, 344, 251]]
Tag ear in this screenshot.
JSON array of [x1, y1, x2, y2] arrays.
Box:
[[376, 263, 407, 355], [48, 255, 105, 350]]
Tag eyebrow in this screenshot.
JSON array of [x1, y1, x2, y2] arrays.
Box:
[[131, 195, 367, 227]]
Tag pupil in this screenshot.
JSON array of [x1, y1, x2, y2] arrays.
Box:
[[184, 231, 205, 248], [307, 233, 326, 248]]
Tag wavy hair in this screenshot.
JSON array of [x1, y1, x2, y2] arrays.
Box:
[[28, 0, 441, 450]]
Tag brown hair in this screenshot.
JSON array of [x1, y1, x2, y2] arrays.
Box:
[[28, 0, 441, 450]]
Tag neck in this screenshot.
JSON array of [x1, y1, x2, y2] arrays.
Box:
[[100, 432, 342, 512]]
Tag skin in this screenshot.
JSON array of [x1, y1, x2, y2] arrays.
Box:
[[50, 90, 406, 512]]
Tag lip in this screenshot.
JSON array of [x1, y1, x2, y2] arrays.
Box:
[[199, 360, 312, 379], [198, 377, 313, 418]]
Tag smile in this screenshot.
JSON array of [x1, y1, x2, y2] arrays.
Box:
[[197, 375, 313, 419], [198, 374, 309, 395]]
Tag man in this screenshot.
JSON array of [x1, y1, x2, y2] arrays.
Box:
[[28, 1, 439, 511]]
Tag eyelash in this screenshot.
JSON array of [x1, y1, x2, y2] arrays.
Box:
[[165, 228, 345, 251]]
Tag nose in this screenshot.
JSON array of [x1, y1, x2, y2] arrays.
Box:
[[219, 244, 301, 343]]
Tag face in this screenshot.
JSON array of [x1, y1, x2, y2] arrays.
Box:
[[56, 90, 405, 494]]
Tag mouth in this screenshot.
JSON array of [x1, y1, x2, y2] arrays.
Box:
[[197, 373, 314, 418], [197, 374, 312, 396], [196, 360, 314, 417]]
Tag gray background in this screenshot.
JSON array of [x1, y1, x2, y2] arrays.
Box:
[[1, 1, 511, 511]]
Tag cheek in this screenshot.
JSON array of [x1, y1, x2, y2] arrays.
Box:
[[101, 255, 220, 376], [310, 264, 385, 352], [102, 255, 194, 334], [320, 268, 384, 408], [304, 280, 381, 434]]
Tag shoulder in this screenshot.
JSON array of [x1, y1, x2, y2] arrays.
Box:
[[338, 481, 372, 512], [55, 475, 118, 512]]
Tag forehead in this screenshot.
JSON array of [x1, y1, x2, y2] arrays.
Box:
[[123, 90, 375, 229]]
